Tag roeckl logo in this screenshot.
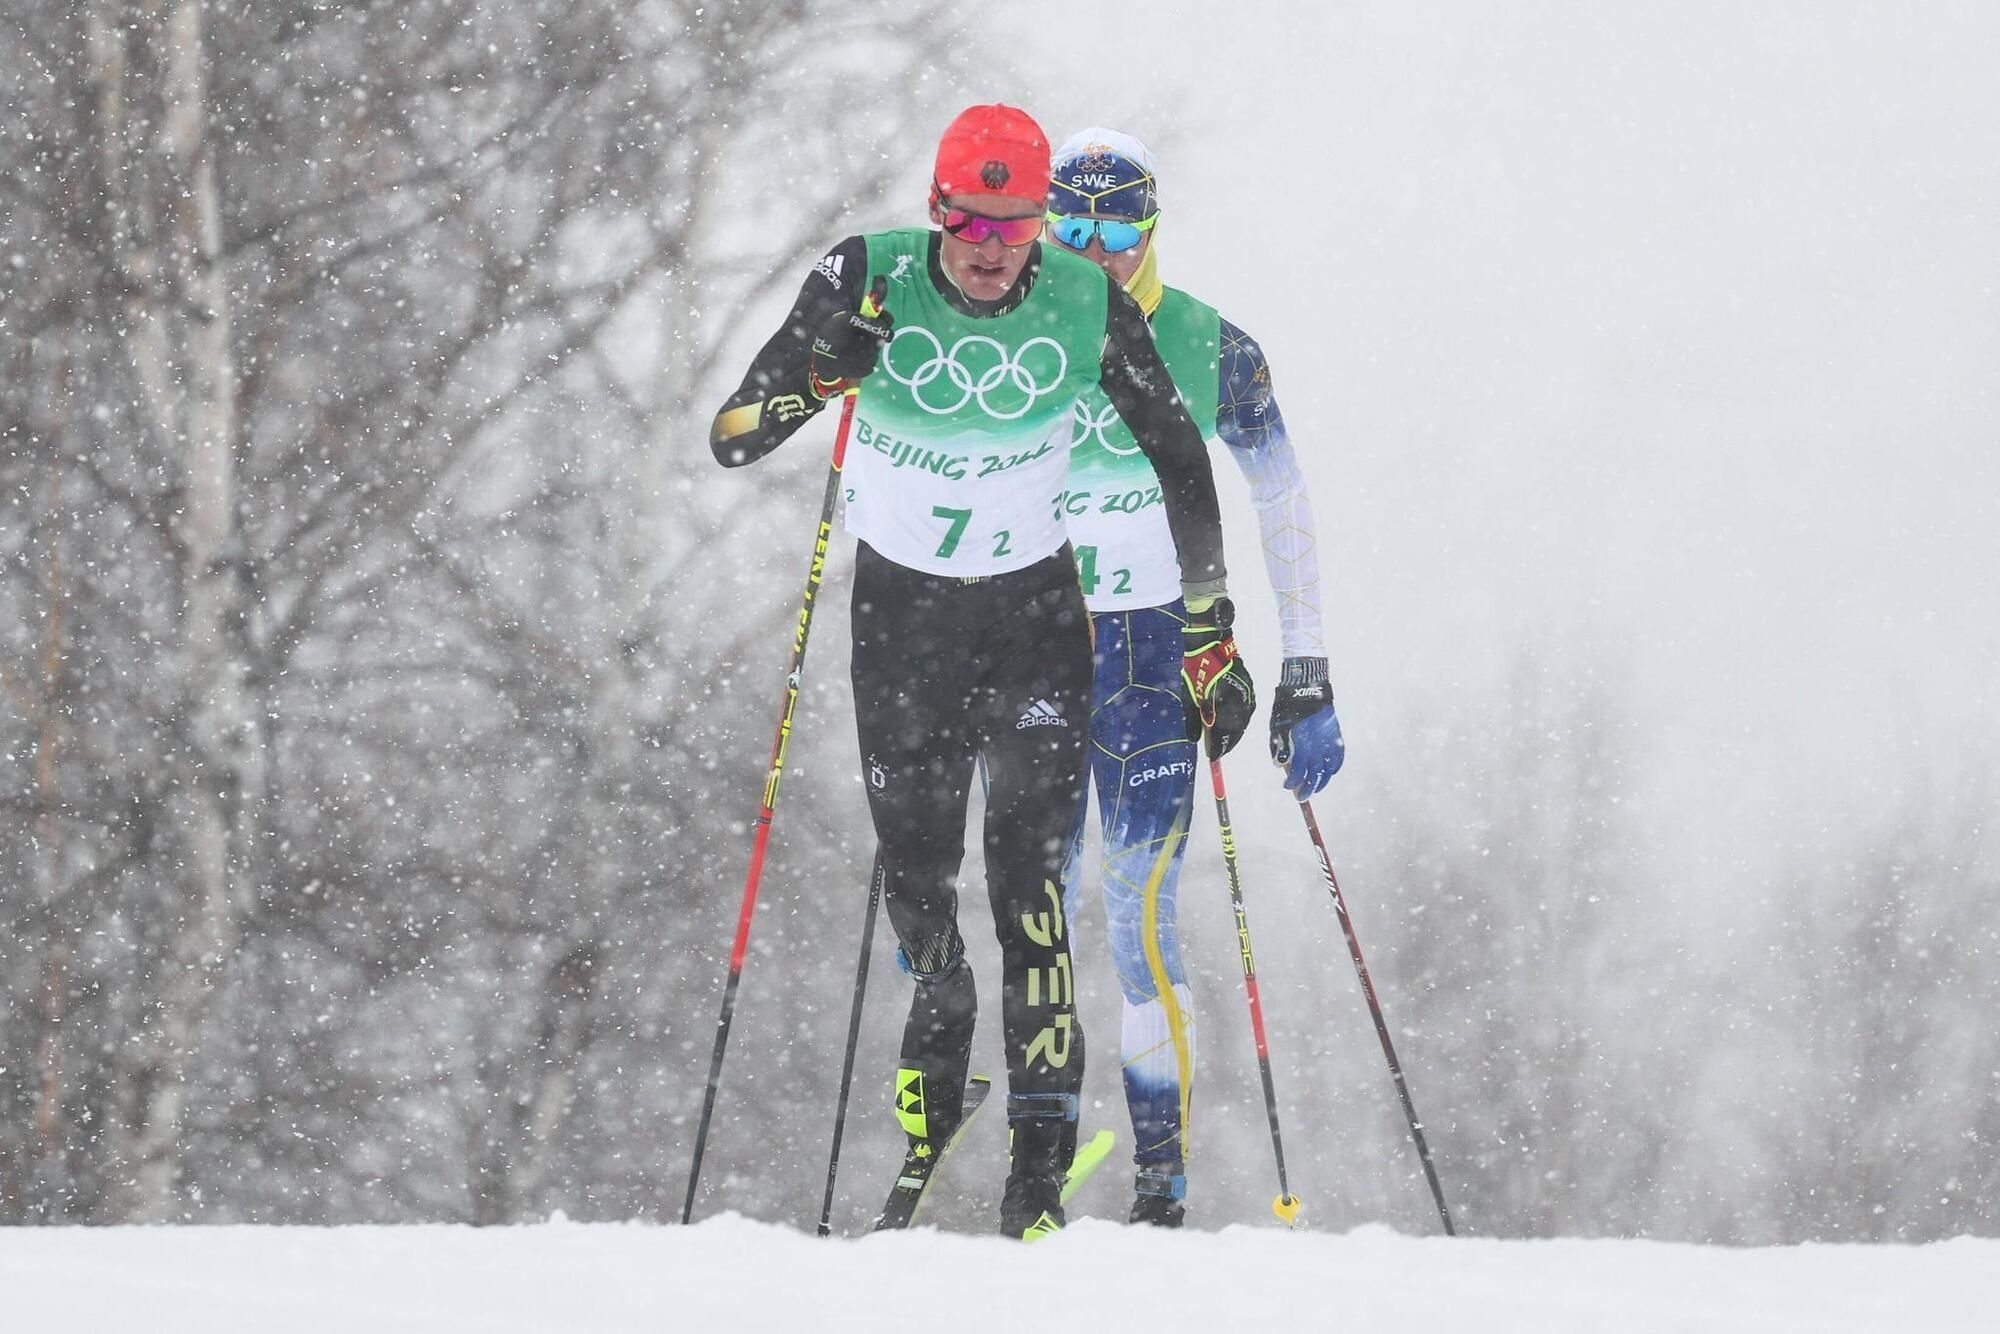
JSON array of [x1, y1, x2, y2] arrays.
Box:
[[1015, 699, 1068, 730], [884, 326, 1069, 421]]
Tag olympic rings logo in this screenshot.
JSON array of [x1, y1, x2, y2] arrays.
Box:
[[1067, 397, 1137, 455], [882, 327, 1069, 421]]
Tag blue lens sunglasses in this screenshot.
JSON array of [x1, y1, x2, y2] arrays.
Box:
[[1047, 211, 1158, 255]]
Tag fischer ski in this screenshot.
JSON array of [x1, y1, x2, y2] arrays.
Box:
[[870, 1076, 992, 1231]]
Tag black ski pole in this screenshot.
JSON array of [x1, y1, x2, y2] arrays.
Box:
[[682, 282, 884, 1225], [1298, 798, 1457, 1235], [816, 852, 884, 1237], [1206, 743, 1303, 1225]]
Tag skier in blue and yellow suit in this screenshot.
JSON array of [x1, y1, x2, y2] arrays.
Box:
[[1048, 129, 1347, 1227]]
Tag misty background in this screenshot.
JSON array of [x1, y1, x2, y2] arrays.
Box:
[[3, 2, 1994, 1242]]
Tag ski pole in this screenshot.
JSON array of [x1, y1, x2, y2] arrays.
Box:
[[816, 851, 884, 1237], [1205, 741, 1303, 1226], [1298, 798, 1457, 1236], [682, 281, 884, 1225]]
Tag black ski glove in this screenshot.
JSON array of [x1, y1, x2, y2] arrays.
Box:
[[1183, 596, 1256, 759], [809, 280, 893, 398]]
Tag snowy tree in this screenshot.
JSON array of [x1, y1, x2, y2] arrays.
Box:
[[2, 0, 972, 1223]]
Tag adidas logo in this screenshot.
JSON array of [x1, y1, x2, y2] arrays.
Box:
[[812, 251, 845, 289], [1014, 699, 1068, 730]]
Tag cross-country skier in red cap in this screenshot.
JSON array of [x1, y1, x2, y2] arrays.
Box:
[[711, 104, 1255, 1238]]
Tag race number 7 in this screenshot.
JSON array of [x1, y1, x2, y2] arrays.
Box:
[[931, 505, 972, 558]]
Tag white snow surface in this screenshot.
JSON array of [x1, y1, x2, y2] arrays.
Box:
[[5, 1215, 1996, 1333]]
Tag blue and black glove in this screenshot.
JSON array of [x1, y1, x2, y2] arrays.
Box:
[[1269, 656, 1345, 797]]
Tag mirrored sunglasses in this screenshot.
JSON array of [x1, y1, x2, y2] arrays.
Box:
[[940, 208, 1044, 247], [1046, 212, 1158, 255]]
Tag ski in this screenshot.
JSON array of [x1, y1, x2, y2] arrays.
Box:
[[1060, 1128, 1117, 1205], [869, 1076, 992, 1231]]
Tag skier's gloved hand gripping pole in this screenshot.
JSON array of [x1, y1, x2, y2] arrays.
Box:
[[1182, 595, 1255, 755], [684, 278, 889, 1226], [808, 292, 895, 398], [1269, 657, 1344, 796], [1298, 797, 1457, 1235]]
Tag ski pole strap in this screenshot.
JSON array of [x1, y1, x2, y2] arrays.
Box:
[[1006, 1091, 1079, 1123]]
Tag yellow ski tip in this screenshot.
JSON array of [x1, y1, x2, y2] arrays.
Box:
[[1273, 1193, 1304, 1227], [1058, 1129, 1117, 1205], [1020, 1211, 1064, 1242]]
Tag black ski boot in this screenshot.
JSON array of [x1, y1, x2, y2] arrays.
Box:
[[1001, 1171, 1064, 1240], [874, 949, 981, 1230], [1000, 1111, 1074, 1240], [871, 1063, 975, 1231], [1129, 1165, 1186, 1228]]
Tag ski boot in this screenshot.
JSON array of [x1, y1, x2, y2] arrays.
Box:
[[1001, 1170, 1064, 1241], [1129, 1164, 1186, 1228], [1000, 1101, 1077, 1240], [871, 1065, 979, 1231]]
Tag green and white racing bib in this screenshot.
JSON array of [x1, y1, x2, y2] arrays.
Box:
[[1058, 287, 1221, 611], [842, 229, 1108, 577]]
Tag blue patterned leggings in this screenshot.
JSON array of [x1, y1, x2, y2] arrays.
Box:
[[1061, 603, 1198, 1171]]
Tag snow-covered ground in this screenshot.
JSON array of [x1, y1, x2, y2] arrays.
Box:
[[4, 1215, 1995, 1333]]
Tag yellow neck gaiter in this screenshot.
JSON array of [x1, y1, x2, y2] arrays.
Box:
[[1126, 242, 1164, 318]]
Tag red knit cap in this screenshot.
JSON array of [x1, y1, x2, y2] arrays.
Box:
[[931, 104, 1051, 208]]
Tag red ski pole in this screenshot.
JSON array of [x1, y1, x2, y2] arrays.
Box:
[[682, 282, 883, 1224], [1206, 746, 1303, 1226]]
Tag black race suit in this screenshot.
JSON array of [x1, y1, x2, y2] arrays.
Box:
[[711, 232, 1228, 1153]]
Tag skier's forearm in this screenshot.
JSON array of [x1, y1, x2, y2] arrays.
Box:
[[1225, 421, 1326, 659], [1217, 320, 1325, 655], [710, 363, 824, 466], [1236, 429, 1326, 657], [709, 237, 866, 467]]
